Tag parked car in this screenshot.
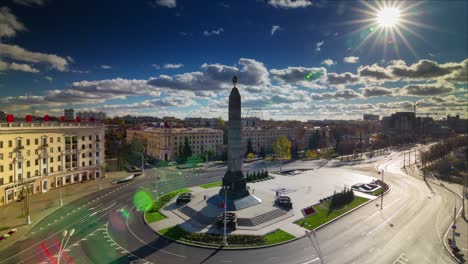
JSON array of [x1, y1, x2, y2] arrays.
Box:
[[0, 234, 10, 241]]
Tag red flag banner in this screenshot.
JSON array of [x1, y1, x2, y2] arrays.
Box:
[[221, 201, 225, 208], [76, 116, 81, 123], [60, 116, 65, 122], [6, 114, 14, 122], [89, 117, 95, 122], [25, 115, 32, 123], [44, 115, 50, 122]]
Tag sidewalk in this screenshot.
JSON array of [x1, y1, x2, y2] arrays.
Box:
[[0, 170, 129, 251]]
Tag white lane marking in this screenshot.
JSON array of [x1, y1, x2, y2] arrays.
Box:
[[123, 205, 186, 258], [366, 205, 405, 236], [300, 258, 320, 264], [343, 243, 350, 248]]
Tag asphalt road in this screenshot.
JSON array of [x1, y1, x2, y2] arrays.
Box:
[[0, 152, 461, 264]]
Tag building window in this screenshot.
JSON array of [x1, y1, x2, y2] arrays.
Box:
[[50, 157, 54, 163], [58, 137, 61, 142], [26, 139, 30, 146], [50, 167, 54, 173], [35, 138, 38, 145], [82, 136, 85, 141], [96, 152, 99, 157], [88, 144, 92, 149], [0, 141, 2, 148], [0, 153, 3, 160], [82, 161, 85, 167], [89, 135, 92, 140], [27, 161, 30, 167], [35, 170, 39, 176], [50, 147, 53, 153], [43, 168, 47, 174], [0, 165, 3, 172], [35, 159, 38, 166], [82, 144, 85, 150], [58, 147, 61, 152], [27, 171, 30, 177], [58, 165, 61, 171], [89, 160, 92, 166], [82, 153, 85, 158], [88, 152, 92, 157], [8, 140, 12, 147], [43, 158, 46, 164], [9, 176, 13, 183], [50, 137, 53, 143], [58, 156, 61, 161], [9, 164, 13, 170]]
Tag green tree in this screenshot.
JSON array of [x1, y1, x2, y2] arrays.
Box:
[[247, 152, 255, 159], [183, 137, 192, 160], [246, 138, 254, 156], [273, 136, 292, 159], [217, 117, 225, 127], [259, 147, 266, 158]]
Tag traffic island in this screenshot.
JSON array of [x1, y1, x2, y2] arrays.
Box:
[[295, 196, 370, 230], [158, 225, 296, 249]]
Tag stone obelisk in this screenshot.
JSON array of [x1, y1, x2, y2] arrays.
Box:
[[221, 76, 249, 199]]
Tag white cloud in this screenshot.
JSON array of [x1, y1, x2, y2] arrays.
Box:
[[316, 41, 324, 51], [271, 25, 281, 36], [360, 86, 394, 97], [203, 28, 224, 36], [150, 0, 176, 8], [152, 64, 161, 70], [0, 60, 39, 73], [13, 0, 48, 6], [321, 59, 335, 67], [326, 72, 360, 86], [268, 0, 312, 9], [148, 58, 269, 91], [0, 43, 70, 71], [270, 66, 326, 84], [163, 63, 183, 69], [311, 89, 363, 101], [100, 65, 112, 69], [44, 76, 53, 81], [343, 56, 359, 64], [0, 7, 26, 38], [401, 82, 455, 96]]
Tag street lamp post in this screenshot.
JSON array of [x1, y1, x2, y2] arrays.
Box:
[[223, 185, 228, 246], [58, 228, 74, 264], [305, 230, 324, 264], [451, 194, 457, 248], [379, 169, 384, 210], [59, 178, 63, 206]]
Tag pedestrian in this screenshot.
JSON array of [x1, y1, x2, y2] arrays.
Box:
[[204, 195, 206, 200], [252, 188, 254, 194]]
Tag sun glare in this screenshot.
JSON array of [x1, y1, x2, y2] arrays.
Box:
[[377, 7, 400, 28]]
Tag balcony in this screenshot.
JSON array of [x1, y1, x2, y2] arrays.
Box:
[[39, 144, 49, 149], [14, 146, 24, 152]]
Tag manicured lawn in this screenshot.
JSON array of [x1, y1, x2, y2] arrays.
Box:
[[200, 181, 222, 189], [0, 226, 10, 231], [264, 229, 295, 245], [295, 196, 369, 230], [371, 188, 383, 196], [145, 211, 167, 223], [144, 188, 191, 223]]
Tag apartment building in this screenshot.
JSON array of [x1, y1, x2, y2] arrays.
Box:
[[242, 126, 330, 154], [76, 111, 107, 121], [0, 121, 105, 205], [127, 127, 223, 160]]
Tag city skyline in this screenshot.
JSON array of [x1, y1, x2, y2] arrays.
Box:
[[0, 0, 467, 121]]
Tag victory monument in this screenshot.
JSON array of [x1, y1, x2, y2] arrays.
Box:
[[214, 76, 260, 210]]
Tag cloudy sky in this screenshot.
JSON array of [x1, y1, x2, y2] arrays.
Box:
[[0, 0, 466, 120]]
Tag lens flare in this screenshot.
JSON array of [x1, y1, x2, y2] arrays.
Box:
[[133, 191, 153, 212]]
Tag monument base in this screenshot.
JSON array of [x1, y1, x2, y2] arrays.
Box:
[[207, 193, 262, 211], [220, 170, 250, 199]]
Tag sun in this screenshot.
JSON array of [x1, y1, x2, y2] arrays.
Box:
[[377, 7, 400, 28]]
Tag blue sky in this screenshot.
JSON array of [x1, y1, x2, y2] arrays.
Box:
[[0, 0, 466, 120]]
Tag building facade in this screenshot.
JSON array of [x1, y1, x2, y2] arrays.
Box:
[[0, 122, 105, 205], [241, 126, 330, 155], [363, 114, 379, 122], [64, 109, 75, 121], [184, 117, 222, 129], [126, 127, 223, 160], [76, 111, 107, 121]]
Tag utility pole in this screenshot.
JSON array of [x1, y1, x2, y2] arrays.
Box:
[[462, 173, 467, 220], [403, 151, 406, 168], [452, 195, 457, 248], [59, 178, 63, 206], [24, 179, 31, 225], [380, 170, 384, 210]]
